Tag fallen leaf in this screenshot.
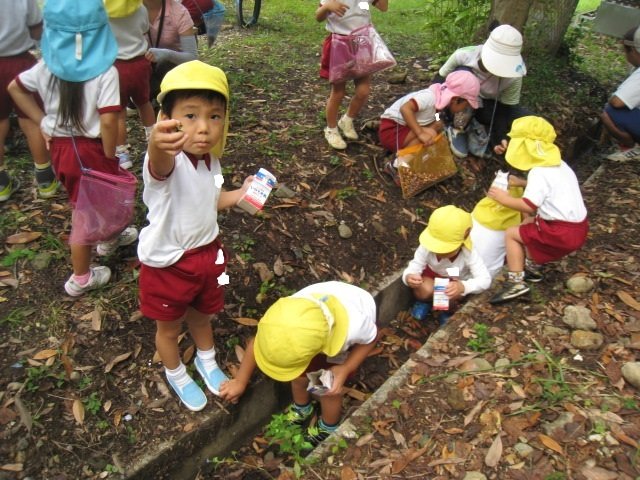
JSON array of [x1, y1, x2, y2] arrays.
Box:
[[5, 231, 42, 244], [13, 396, 32, 433], [340, 466, 357, 480], [0, 464, 23, 472], [182, 345, 195, 364], [355, 433, 375, 447], [91, 308, 102, 331], [32, 349, 57, 360], [484, 434, 503, 467], [580, 466, 618, 480], [104, 351, 132, 373], [617, 291, 640, 311], [464, 400, 486, 426], [73, 399, 85, 425], [233, 317, 259, 327], [235, 344, 245, 363], [538, 433, 564, 455]]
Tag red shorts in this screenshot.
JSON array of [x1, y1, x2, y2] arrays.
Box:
[[0, 52, 42, 119], [139, 239, 227, 321], [50, 137, 119, 204], [319, 34, 332, 80], [114, 56, 152, 107], [520, 216, 589, 264], [378, 118, 410, 153], [301, 354, 356, 380]]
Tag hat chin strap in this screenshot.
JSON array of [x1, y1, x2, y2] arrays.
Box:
[[75, 33, 83, 61], [299, 295, 335, 332]]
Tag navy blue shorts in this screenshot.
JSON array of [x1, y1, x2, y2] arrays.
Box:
[[605, 104, 640, 142]]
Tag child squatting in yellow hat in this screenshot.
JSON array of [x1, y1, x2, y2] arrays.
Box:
[[219, 281, 378, 449], [137, 61, 255, 412], [402, 205, 491, 324], [487, 116, 588, 304]]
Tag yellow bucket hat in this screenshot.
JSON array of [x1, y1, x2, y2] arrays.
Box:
[[472, 186, 524, 231], [505, 116, 561, 171], [419, 205, 472, 254], [103, 0, 142, 18], [157, 60, 230, 158], [254, 294, 349, 382]]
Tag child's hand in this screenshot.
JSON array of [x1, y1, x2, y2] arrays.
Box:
[[219, 378, 247, 404], [418, 128, 438, 146], [326, 0, 349, 16], [327, 364, 349, 396], [487, 186, 510, 203], [493, 139, 508, 155], [150, 119, 187, 156], [240, 175, 254, 195], [445, 280, 464, 300], [406, 273, 423, 288]]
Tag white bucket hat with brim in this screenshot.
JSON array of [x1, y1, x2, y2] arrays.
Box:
[[42, 0, 117, 82], [480, 24, 527, 78]]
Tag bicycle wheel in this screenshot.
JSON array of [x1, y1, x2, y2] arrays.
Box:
[[236, 0, 261, 27]]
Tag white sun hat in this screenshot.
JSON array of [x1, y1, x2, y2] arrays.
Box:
[[480, 24, 527, 78]]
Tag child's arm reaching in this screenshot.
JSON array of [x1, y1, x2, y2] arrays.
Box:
[[326, 340, 376, 395], [400, 100, 439, 146], [100, 112, 119, 159], [219, 338, 256, 404], [316, 0, 348, 22], [148, 119, 187, 178], [487, 187, 536, 214]]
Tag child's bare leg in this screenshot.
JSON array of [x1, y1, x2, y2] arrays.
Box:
[[155, 318, 183, 369], [412, 277, 435, 302], [326, 82, 347, 128], [345, 75, 371, 119], [184, 307, 214, 350], [291, 376, 311, 406], [116, 110, 128, 148], [505, 226, 525, 272], [18, 117, 49, 166], [318, 394, 342, 425], [136, 101, 156, 128], [70, 244, 92, 276]]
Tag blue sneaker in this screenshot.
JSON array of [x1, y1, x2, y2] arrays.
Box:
[[446, 126, 468, 158], [166, 372, 207, 411], [438, 311, 453, 326], [195, 356, 229, 396], [411, 301, 432, 321]]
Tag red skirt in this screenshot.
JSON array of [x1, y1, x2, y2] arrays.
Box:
[[378, 118, 410, 153], [520, 216, 589, 264]]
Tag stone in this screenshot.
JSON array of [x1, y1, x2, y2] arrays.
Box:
[[543, 325, 569, 337], [463, 473, 487, 480], [563, 305, 597, 330], [338, 222, 352, 239], [371, 221, 386, 234], [566, 276, 594, 294], [621, 362, 640, 389], [543, 412, 575, 436], [494, 358, 510, 371], [446, 384, 468, 411], [570, 330, 604, 350], [387, 69, 408, 84], [473, 358, 493, 371], [273, 184, 296, 199], [32, 252, 53, 270], [514, 442, 534, 458]]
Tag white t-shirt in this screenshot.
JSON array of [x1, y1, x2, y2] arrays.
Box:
[[613, 67, 640, 110], [438, 45, 522, 105], [294, 281, 377, 360], [109, 6, 150, 60], [321, 0, 373, 35], [523, 160, 587, 222], [380, 89, 437, 126], [17, 61, 120, 138], [402, 246, 491, 296], [138, 151, 223, 268], [0, 0, 41, 56]]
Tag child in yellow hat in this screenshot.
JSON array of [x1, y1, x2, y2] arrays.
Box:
[[137, 61, 254, 411], [219, 281, 378, 449], [403, 205, 491, 324], [487, 116, 588, 304]]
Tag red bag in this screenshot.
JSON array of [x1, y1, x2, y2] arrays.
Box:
[[329, 24, 396, 84]]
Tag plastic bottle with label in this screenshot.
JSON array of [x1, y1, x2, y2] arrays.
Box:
[[237, 168, 277, 215]]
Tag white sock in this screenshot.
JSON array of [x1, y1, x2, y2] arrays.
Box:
[[165, 363, 191, 388], [326, 126, 339, 133], [116, 144, 128, 155], [197, 347, 218, 370], [341, 114, 353, 122]]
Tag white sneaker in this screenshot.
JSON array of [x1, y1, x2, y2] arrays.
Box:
[[324, 127, 347, 150], [64, 266, 111, 297], [607, 145, 640, 162], [117, 151, 133, 170], [338, 116, 358, 140], [97, 226, 139, 256]]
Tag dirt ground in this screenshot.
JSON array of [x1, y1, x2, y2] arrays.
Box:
[[0, 26, 613, 480]]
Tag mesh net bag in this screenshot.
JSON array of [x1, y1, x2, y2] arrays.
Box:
[[397, 135, 457, 199]]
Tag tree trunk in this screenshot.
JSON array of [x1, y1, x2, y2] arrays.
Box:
[[488, 0, 533, 32]]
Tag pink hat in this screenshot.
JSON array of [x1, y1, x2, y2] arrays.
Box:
[[432, 70, 480, 110]]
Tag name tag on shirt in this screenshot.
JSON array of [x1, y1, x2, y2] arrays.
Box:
[[214, 174, 224, 188], [359, 2, 370, 10]]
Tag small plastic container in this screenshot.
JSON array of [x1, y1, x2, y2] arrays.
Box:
[[491, 170, 509, 191], [306, 369, 334, 396], [433, 277, 449, 311], [237, 168, 277, 215]]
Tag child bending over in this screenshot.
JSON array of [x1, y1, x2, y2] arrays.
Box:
[[487, 116, 588, 304]]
